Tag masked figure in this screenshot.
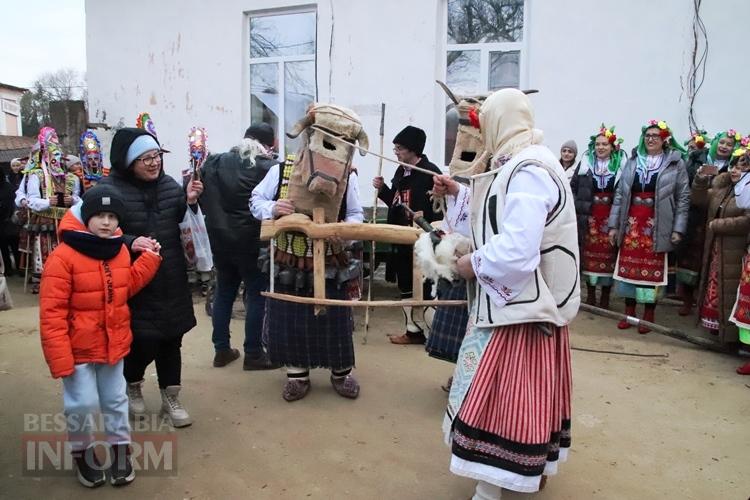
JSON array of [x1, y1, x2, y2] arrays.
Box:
[[77, 130, 110, 191]]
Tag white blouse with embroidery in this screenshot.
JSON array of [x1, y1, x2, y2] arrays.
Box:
[[444, 165, 559, 308]]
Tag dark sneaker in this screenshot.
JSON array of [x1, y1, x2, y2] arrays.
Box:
[[283, 379, 311, 402], [109, 444, 135, 486], [243, 352, 282, 371], [72, 446, 106, 488], [213, 348, 240, 367], [330, 374, 360, 399]]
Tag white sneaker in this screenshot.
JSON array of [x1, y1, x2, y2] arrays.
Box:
[[160, 386, 192, 428], [126, 380, 146, 418]]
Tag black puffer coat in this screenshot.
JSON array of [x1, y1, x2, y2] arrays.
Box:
[[98, 128, 196, 340], [199, 147, 279, 257]]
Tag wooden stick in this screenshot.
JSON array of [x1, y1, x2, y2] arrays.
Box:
[[412, 220, 423, 302], [260, 214, 421, 244], [310, 125, 440, 178], [364, 103, 386, 343], [312, 208, 326, 316], [578, 303, 729, 353], [262, 291, 466, 308]]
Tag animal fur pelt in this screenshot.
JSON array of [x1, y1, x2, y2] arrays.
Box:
[[414, 231, 472, 295]]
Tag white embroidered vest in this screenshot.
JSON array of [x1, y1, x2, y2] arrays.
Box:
[[469, 144, 580, 328]]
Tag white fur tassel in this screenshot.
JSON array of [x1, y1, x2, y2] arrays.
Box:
[[414, 232, 473, 295]]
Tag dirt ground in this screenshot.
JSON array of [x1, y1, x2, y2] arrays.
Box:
[[0, 275, 749, 500]]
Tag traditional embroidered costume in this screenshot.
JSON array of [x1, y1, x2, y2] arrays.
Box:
[[441, 89, 579, 497], [251, 104, 367, 402]]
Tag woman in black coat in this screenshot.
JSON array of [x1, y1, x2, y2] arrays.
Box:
[[99, 128, 202, 428]]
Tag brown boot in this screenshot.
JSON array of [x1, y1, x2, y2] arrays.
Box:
[[586, 284, 596, 306], [678, 286, 693, 316], [213, 348, 240, 367], [599, 286, 611, 309]]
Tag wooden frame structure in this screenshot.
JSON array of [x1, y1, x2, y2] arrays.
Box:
[[260, 208, 467, 314]]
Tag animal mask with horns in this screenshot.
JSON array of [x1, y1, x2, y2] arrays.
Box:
[[286, 103, 369, 222]]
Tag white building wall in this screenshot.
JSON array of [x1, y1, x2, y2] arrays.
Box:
[[86, 0, 750, 201]]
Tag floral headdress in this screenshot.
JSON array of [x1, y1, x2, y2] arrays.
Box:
[[636, 119, 687, 172], [37, 126, 65, 179], [708, 129, 742, 164], [136, 112, 158, 138], [79, 130, 104, 180], [685, 130, 709, 150], [188, 127, 208, 171], [587, 123, 625, 174]]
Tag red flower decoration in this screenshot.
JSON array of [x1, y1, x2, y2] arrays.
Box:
[[659, 129, 670, 140], [468, 108, 481, 130]]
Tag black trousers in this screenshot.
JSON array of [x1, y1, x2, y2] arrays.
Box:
[[123, 335, 183, 388]]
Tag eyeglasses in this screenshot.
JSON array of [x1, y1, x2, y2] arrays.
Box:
[[393, 145, 408, 153], [644, 134, 663, 141], [137, 152, 163, 166]]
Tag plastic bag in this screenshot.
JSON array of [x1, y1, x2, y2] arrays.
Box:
[[179, 205, 213, 272]]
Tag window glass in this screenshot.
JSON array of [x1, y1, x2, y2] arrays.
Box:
[[447, 0, 524, 44], [284, 61, 316, 154], [489, 50, 520, 90], [250, 11, 316, 58], [446, 50, 480, 95], [250, 63, 279, 138]]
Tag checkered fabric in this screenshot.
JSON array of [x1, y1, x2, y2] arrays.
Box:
[[425, 283, 469, 363]]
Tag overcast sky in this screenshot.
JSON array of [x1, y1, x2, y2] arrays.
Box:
[[0, 0, 86, 88]]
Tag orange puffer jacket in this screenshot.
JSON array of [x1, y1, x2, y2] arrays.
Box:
[[40, 209, 161, 378]]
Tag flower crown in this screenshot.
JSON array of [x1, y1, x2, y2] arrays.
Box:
[[689, 131, 707, 149], [647, 119, 671, 140], [733, 136, 750, 158], [727, 129, 743, 142], [597, 123, 624, 150]]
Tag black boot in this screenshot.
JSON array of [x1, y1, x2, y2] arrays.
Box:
[[71, 446, 106, 488], [110, 444, 135, 486]]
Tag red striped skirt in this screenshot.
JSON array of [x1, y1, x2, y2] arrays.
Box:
[[451, 323, 571, 487]]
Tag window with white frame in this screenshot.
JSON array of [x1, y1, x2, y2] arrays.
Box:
[[445, 0, 524, 162], [249, 9, 317, 155]]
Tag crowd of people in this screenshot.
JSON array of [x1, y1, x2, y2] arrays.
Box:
[[0, 87, 745, 498], [562, 123, 750, 374]]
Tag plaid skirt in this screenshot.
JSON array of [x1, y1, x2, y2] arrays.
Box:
[[264, 281, 355, 370], [425, 284, 469, 363]]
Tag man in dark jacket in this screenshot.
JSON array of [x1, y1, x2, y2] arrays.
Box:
[[99, 128, 199, 428], [199, 124, 280, 370], [372, 125, 442, 344]]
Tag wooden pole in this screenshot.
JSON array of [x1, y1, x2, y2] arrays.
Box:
[[309, 125, 441, 179], [312, 208, 326, 316], [364, 103, 386, 343], [260, 214, 421, 244], [578, 303, 729, 353], [262, 291, 466, 308]]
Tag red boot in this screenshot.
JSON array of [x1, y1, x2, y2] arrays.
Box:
[[639, 304, 655, 334], [736, 361, 750, 375], [618, 300, 636, 329]]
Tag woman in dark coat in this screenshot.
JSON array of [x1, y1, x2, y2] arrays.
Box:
[[692, 156, 750, 343], [99, 128, 201, 427]]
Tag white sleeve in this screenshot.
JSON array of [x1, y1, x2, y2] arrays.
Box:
[[250, 163, 280, 220], [470, 165, 559, 308], [344, 171, 364, 223], [444, 183, 472, 237], [71, 177, 82, 204], [14, 175, 28, 207], [735, 172, 750, 209], [26, 174, 50, 212]]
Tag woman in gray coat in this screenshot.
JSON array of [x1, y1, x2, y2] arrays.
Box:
[[607, 120, 690, 333]]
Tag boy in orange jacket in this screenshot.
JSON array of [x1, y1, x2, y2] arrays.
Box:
[[40, 185, 161, 488]]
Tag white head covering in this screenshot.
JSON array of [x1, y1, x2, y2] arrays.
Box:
[[479, 88, 544, 164]]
